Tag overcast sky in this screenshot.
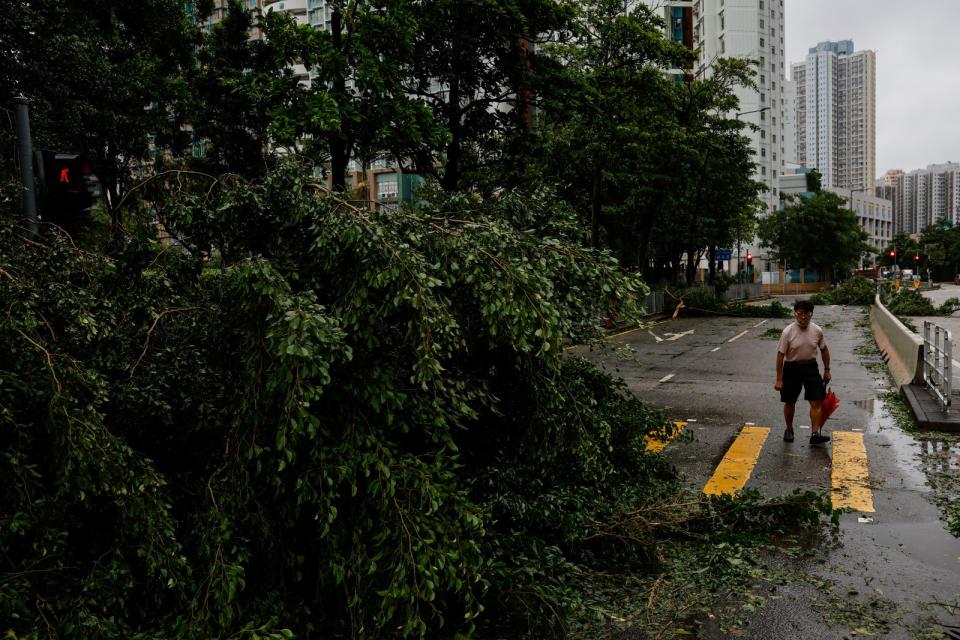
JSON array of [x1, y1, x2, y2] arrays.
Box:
[[785, 0, 960, 175]]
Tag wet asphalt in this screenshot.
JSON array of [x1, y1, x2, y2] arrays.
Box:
[[574, 301, 960, 639]]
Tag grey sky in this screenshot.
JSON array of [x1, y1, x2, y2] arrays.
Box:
[[785, 0, 960, 175]]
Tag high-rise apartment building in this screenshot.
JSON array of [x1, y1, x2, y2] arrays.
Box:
[[875, 168, 903, 233], [781, 77, 797, 165], [645, 1, 696, 77], [888, 163, 960, 234], [693, 0, 786, 213], [791, 40, 876, 192]]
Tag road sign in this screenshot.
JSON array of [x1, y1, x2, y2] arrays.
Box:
[[715, 249, 733, 261]]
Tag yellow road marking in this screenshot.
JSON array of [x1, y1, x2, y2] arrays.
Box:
[[608, 325, 644, 339], [645, 421, 686, 453], [831, 431, 875, 512], [703, 426, 770, 495]]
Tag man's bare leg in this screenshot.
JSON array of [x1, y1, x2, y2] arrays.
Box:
[[809, 400, 830, 444], [784, 402, 795, 429], [783, 402, 796, 442], [809, 400, 823, 433]]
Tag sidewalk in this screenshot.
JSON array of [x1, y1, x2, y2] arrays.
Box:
[[901, 383, 960, 432], [901, 283, 960, 431]]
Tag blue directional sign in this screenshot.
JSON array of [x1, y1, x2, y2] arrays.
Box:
[[714, 249, 733, 261]]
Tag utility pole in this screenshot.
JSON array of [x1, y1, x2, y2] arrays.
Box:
[[13, 96, 38, 238]]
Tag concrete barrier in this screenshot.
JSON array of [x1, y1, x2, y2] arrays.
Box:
[[870, 294, 924, 387]]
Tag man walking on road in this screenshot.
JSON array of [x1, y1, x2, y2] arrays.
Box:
[[774, 300, 832, 444]]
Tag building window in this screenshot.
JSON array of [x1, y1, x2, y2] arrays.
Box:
[[759, 0, 764, 7], [759, 19, 764, 28], [762, 166, 767, 175], [760, 38, 765, 47], [761, 148, 767, 157], [760, 93, 766, 103]]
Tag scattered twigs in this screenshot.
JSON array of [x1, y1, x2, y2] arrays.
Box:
[[128, 306, 204, 380], [15, 327, 61, 392]]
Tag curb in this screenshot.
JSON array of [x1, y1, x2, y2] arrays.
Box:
[[870, 294, 923, 387]]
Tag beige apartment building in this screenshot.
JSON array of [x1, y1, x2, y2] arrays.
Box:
[[791, 40, 876, 192]]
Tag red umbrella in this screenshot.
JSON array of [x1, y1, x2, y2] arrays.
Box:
[[822, 387, 840, 421]]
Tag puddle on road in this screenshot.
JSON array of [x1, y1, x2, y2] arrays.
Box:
[[866, 398, 931, 492], [918, 439, 960, 473], [851, 398, 876, 415]]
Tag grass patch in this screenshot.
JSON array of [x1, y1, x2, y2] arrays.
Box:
[[854, 343, 881, 356], [760, 327, 784, 340]]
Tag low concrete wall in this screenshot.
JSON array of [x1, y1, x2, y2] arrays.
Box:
[[870, 294, 924, 387]]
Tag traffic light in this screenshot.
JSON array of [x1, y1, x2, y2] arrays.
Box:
[[914, 254, 921, 263], [36, 150, 97, 229], [888, 249, 896, 258], [746, 250, 753, 267]]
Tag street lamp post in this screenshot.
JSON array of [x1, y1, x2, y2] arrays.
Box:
[[735, 106, 772, 120]]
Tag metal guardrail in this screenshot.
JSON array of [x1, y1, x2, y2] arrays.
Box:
[[923, 320, 952, 411], [722, 283, 763, 301], [644, 290, 665, 316]]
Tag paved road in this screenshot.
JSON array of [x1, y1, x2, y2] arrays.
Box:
[[573, 303, 960, 639]]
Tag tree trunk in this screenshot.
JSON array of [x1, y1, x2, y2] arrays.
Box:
[[590, 162, 601, 248]]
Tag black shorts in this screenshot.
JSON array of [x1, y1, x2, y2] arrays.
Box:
[[780, 361, 825, 403]]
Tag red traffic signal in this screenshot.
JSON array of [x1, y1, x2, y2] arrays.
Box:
[[746, 250, 753, 266], [888, 249, 896, 257], [914, 254, 920, 262], [37, 151, 96, 221]]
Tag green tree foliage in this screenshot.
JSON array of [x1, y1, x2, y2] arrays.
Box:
[[187, 2, 327, 178], [886, 288, 936, 316], [0, 161, 680, 637], [405, 0, 575, 192], [533, 4, 761, 279], [0, 0, 195, 228], [286, 0, 445, 193], [654, 59, 764, 284], [881, 232, 920, 268], [0, 2, 834, 636], [758, 191, 870, 274], [533, 0, 689, 249], [915, 220, 960, 278], [809, 275, 878, 306]]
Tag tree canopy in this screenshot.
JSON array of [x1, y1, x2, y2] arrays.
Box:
[[758, 191, 871, 273], [0, 2, 817, 637]]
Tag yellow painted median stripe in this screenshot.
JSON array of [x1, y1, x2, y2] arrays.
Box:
[[645, 421, 686, 453], [703, 426, 770, 495], [831, 431, 875, 513]]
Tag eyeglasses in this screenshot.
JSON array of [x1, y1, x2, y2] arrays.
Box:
[[794, 310, 812, 316]]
